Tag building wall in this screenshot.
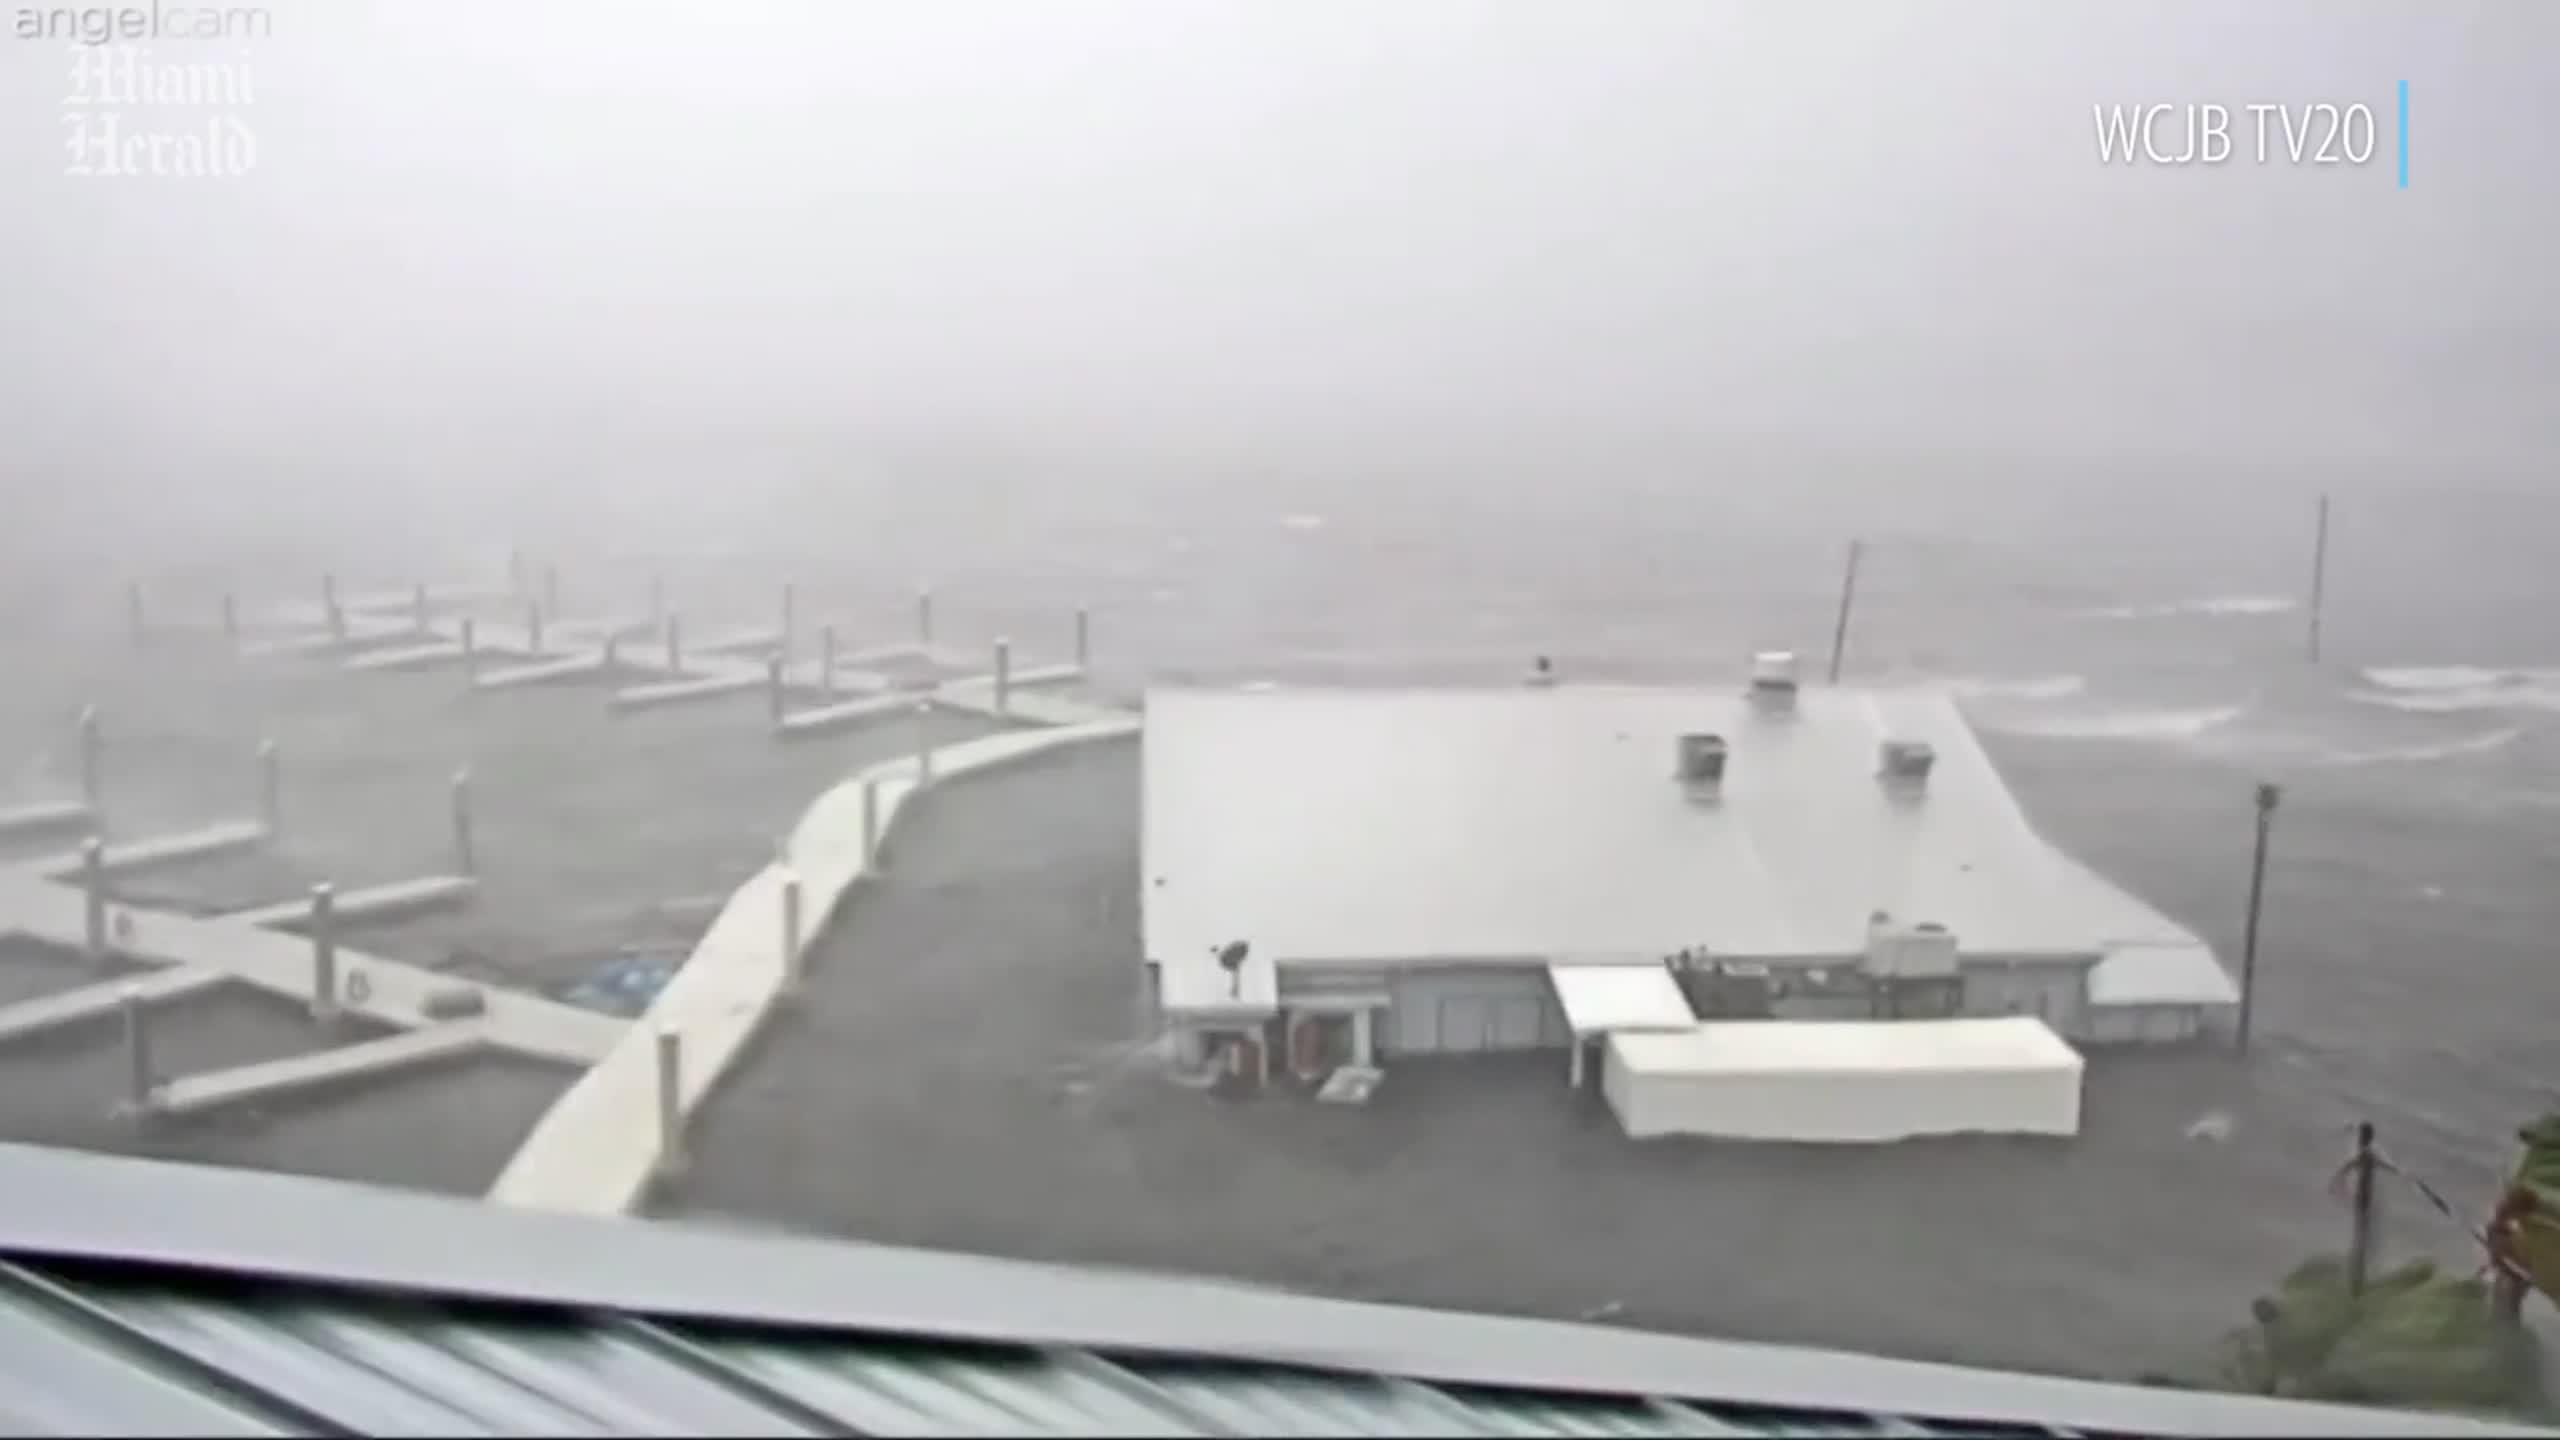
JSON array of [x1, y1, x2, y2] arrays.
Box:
[[1384, 967, 1573, 1056], [2086, 1003, 2206, 1046], [1961, 959, 2090, 1039]]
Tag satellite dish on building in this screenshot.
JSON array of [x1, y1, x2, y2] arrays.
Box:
[[1214, 940, 1250, 998]]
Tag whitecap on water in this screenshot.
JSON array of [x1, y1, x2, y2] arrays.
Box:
[[1976, 703, 2246, 743], [2353, 665, 2560, 716], [2294, 726, 2525, 768], [2360, 665, 2522, 693], [1945, 674, 2088, 703], [1279, 513, 1327, 532], [2079, 593, 2298, 621]]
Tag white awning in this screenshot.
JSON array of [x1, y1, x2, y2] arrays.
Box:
[[2089, 943, 2239, 1009], [1547, 962, 1697, 1036]]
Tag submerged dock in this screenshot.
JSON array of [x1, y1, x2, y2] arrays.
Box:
[[0, 801, 92, 843], [28, 822, 267, 883], [0, 872, 620, 1068], [220, 876, 478, 931], [151, 1024, 487, 1119]]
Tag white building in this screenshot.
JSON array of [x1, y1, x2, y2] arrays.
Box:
[[1139, 662, 2239, 1103]]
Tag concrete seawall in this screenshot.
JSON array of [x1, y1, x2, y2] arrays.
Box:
[[487, 713, 1141, 1215]]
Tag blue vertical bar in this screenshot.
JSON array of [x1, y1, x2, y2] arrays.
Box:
[[2397, 80, 2410, 188]]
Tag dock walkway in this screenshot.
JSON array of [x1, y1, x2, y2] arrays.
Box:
[[0, 871, 620, 1067], [152, 1024, 486, 1118], [489, 711, 1141, 1214]]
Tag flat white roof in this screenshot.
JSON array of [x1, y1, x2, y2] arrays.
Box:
[[1607, 1017, 2084, 1079], [1547, 963, 1697, 1035], [1141, 685, 2215, 983]]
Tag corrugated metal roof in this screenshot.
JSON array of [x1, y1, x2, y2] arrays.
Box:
[[0, 1255, 2024, 1438], [1138, 686, 2222, 998], [0, 1141, 2534, 1439]]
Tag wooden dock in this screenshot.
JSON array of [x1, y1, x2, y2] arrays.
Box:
[[610, 668, 766, 713], [341, 639, 467, 672], [0, 800, 92, 843], [152, 1024, 486, 1118], [28, 822, 267, 882], [472, 653, 613, 691], [489, 713, 1141, 1215], [773, 692, 912, 740], [934, 676, 1120, 728], [237, 615, 417, 660], [690, 625, 785, 658], [0, 966, 228, 1045], [220, 875, 477, 930], [0, 873, 621, 1067]]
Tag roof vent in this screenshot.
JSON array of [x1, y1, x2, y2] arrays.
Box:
[[1863, 919, 1960, 979], [1878, 739, 1936, 795], [1674, 732, 1727, 802], [1747, 651, 1800, 714]]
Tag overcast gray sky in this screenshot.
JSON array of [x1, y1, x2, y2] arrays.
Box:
[[0, 1, 2551, 561]]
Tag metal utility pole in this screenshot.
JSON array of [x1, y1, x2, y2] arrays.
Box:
[[2236, 781, 2281, 1054], [1827, 539, 1863, 684], [2306, 494, 2331, 664]]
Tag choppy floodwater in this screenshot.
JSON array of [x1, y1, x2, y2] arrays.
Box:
[[3, 462, 2559, 1379]]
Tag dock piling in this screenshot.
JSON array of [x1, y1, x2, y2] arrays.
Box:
[[220, 592, 239, 650], [256, 738, 281, 838], [780, 870, 804, 997], [309, 882, 339, 1022], [818, 625, 837, 697], [993, 636, 1013, 716], [1074, 606, 1090, 670], [412, 582, 430, 635], [665, 614, 684, 675], [120, 984, 155, 1117], [322, 574, 345, 643], [647, 574, 666, 629], [916, 587, 934, 649], [543, 563, 561, 617], [77, 704, 102, 820], [449, 768, 476, 876], [653, 1025, 687, 1183], [81, 837, 107, 959], [602, 632, 621, 673], [459, 618, 479, 682], [1827, 539, 1863, 685], [2236, 781, 2281, 1054], [765, 655, 787, 726], [125, 580, 145, 646], [914, 699, 936, 782], [780, 581, 797, 659], [859, 776, 881, 873], [2307, 494, 2332, 665], [526, 600, 545, 656]]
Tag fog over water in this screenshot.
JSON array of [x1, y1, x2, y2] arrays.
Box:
[[0, 1, 2550, 575], [0, 0, 2557, 1386]]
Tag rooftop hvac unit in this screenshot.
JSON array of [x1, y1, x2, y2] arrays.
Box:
[[1878, 739, 1937, 794], [1863, 918, 1960, 979], [1747, 650, 1800, 714], [1674, 732, 1727, 801]]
